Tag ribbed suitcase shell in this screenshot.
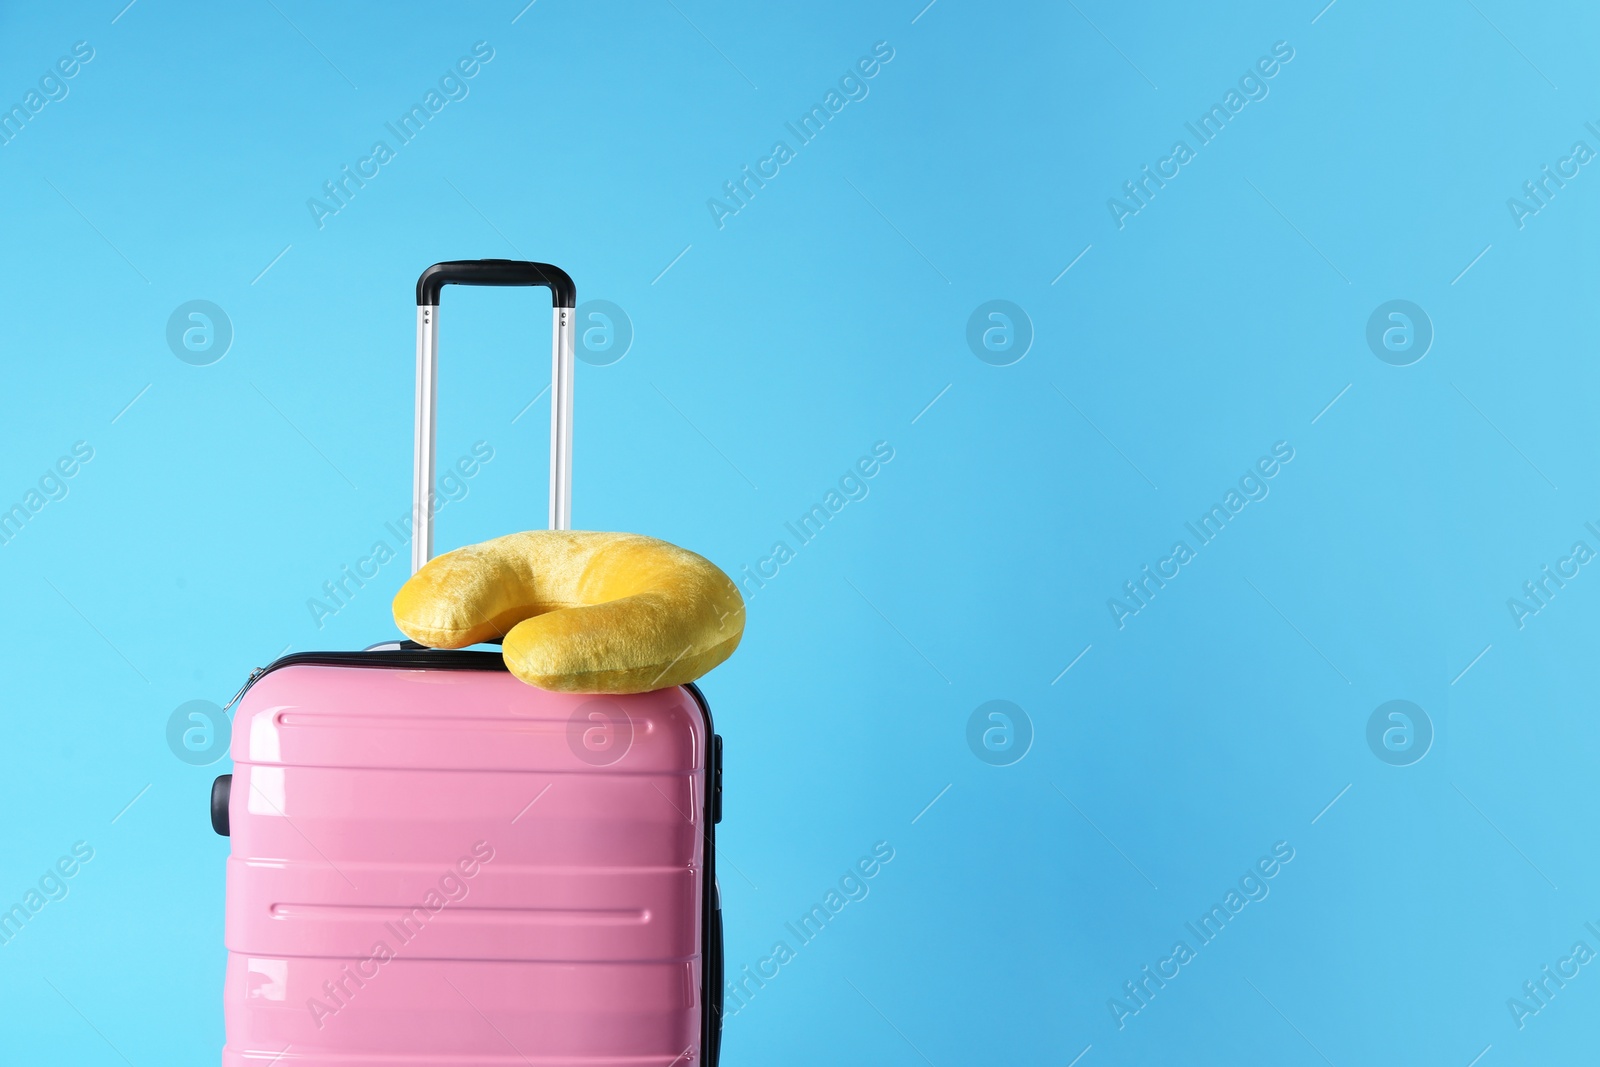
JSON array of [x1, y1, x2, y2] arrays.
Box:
[[221, 652, 717, 1066]]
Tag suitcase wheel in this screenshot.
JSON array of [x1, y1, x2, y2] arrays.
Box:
[[211, 774, 231, 837]]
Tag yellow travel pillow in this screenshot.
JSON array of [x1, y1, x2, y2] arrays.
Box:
[[393, 530, 745, 694]]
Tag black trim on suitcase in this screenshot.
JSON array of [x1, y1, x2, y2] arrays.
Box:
[[221, 647, 724, 1066], [683, 682, 723, 1067]]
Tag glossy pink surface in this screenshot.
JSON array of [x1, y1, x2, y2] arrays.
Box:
[[223, 663, 708, 1066]]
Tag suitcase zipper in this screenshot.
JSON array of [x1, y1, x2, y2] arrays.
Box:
[[222, 666, 267, 711], [227, 647, 713, 713], [224, 647, 509, 709]]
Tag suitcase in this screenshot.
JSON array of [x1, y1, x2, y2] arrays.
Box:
[[212, 260, 724, 1066]]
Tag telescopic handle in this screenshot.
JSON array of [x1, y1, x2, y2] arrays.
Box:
[[412, 259, 577, 575]]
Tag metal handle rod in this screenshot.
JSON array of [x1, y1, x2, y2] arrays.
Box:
[[549, 305, 575, 532], [412, 278, 576, 575], [412, 305, 439, 575]]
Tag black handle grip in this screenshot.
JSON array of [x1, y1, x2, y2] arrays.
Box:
[[211, 774, 231, 837], [416, 259, 576, 308]]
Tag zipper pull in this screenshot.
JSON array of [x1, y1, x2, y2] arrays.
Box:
[[224, 667, 267, 711]]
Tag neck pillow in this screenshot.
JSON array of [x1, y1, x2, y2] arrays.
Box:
[[392, 530, 745, 694]]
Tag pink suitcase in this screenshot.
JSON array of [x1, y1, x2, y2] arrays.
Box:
[[212, 260, 724, 1066]]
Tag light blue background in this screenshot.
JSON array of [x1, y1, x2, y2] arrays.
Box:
[[2, 1, 1597, 1063]]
